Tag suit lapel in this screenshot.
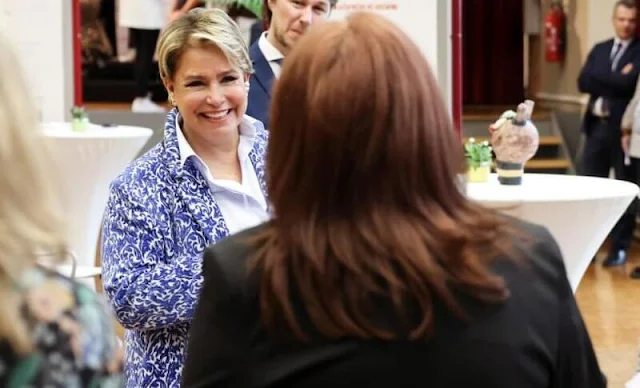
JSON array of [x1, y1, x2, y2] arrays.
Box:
[[616, 38, 637, 71], [162, 109, 229, 244], [250, 42, 276, 97], [605, 39, 615, 65]]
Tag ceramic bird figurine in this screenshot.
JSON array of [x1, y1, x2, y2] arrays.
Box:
[[489, 100, 539, 185]]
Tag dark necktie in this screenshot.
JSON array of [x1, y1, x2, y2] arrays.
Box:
[[602, 42, 622, 116], [610, 42, 622, 70]]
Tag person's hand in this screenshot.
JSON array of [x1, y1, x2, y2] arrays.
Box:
[[622, 63, 634, 74], [622, 133, 631, 154], [169, 9, 184, 23]]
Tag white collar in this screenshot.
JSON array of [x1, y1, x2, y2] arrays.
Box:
[[614, 37, 632, 47], [258, 32, 284, 63], [175, 113, 257, 167]]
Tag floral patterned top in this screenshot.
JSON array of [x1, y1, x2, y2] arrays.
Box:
[[0, 267, 124, 387], [101, 109, 268, 387]]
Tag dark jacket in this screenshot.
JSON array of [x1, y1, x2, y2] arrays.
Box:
[[247, 41, 275, 129], [183, 219, 605, 388], [579, 37, 640, 134]]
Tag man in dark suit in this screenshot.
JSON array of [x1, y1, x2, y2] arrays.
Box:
[[578, 0, 640, 267], [249, 19, 263, 45], [247, 0, 338, 128]]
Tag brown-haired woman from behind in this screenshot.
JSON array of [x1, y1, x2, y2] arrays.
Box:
[[183, 11, 606, 388]]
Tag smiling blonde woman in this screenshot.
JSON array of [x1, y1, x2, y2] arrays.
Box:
[[101, 8, 269, 387]]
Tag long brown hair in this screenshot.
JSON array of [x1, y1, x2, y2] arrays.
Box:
[[252, 12, 521, 341]]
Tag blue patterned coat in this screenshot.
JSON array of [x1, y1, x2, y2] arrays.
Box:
[[101, 109, 268, 387]]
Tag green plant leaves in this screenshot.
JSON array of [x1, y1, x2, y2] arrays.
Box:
[[464, 139, 492, 168], [213, 0, 263, 18]]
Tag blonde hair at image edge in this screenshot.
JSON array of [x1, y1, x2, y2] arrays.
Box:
[[156, 8, 254, 85], [0, 31, 67, 354]]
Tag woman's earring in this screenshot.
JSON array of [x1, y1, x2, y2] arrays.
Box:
[[245, 81, 250, 93], [169, 94, 176, 106]]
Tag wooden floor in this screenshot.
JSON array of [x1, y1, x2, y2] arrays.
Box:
[[578, 246, 640, 387], [462, 104, 552, 120]]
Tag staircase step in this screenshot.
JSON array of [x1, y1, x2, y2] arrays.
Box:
[[525, 159, 570, 170], [463, 105, 552, 121], [463, 136, 561, 146], [463, 112, 552, 121]]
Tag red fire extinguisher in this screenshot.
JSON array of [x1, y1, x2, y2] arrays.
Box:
[[545, 2, 566, 63]]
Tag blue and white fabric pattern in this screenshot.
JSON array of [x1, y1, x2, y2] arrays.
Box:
[[101, 108, 268, 387]]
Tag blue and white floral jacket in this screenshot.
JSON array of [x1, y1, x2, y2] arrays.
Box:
[[101, 109, 268, 387]]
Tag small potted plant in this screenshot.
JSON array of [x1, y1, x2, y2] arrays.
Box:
[[464, 137, 493, 182], [70, 106, 90, 132], [206, 0, 262, 17]]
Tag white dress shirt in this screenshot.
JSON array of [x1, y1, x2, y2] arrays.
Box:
[[258, 32, 284, 78], [176, 115, 269, 235], [592, 37, 631, 117]]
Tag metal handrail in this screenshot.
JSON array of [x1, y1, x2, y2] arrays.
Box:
[[36, 249, 78, 279]]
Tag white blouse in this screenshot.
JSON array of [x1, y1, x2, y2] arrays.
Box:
[[176, 115, 269, 234]]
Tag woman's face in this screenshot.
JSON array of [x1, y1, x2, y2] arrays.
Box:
[[165, 45, 249, 142]]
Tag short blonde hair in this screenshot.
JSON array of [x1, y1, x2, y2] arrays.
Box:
[[0, 31, 66, 353], [157, 8, 253, 83]]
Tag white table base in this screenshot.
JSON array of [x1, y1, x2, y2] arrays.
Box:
[[467, 174, 639, 292], [43, 123, 152, 289]]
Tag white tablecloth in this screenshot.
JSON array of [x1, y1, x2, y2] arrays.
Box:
[[467, 173, 639, 292], [42, 123, 152, 288], [54, 264, 102, 279], [38, 261, 102, 279]]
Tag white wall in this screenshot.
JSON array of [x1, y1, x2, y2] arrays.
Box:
[[0, 0, 73, 122], [330, 0, 453, 115], [587, 0, 616, 48]]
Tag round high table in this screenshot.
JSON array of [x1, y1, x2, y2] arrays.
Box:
[[37, 250, 102, 280], [42, 123, 153, 289], [53, 264, 103, 279], [466, 173, 639, 292]]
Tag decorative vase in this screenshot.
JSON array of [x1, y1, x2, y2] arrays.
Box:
[[489, 99, 539, 185], [70, 106, 90, 132], [467, 162, 491, 182], [72, 117, 90, 132]]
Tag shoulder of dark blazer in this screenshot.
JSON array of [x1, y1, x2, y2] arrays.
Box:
[[592, 37, 614, 51], [249, 41, 265, 63], [202, 216, 566, 292], [489, 214, 569, 298], [628, 40, 640, 61], [201, 223, 269, 296]]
